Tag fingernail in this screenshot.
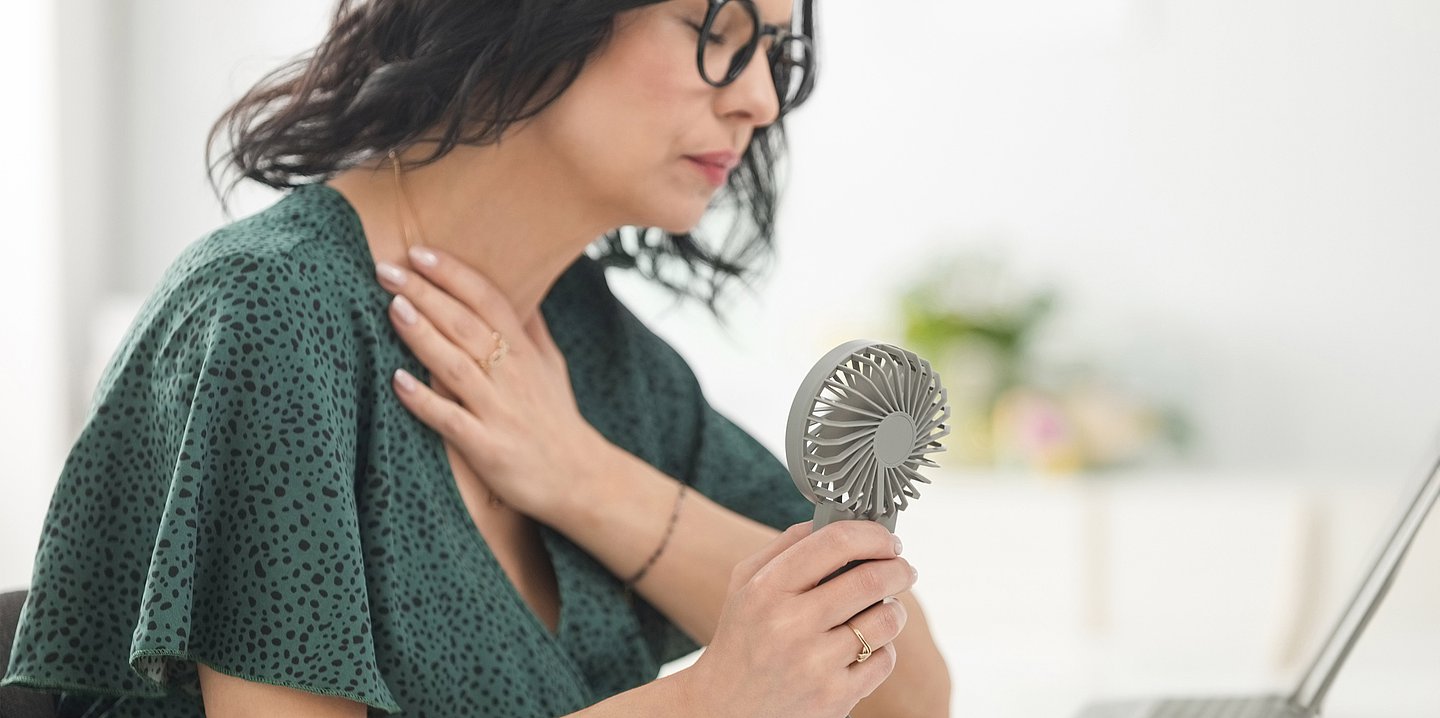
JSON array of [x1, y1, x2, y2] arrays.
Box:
[[893, 535, 903, 555], [393, 368, 418, 393], [910, 564, 919, 581], [391, 295, 418, 325], [375, 261, 407, 287], [409, 245, 438, 268]]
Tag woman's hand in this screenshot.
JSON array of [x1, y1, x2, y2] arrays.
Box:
[[683, 520, 918, 718], [374, 245, 607, 518]]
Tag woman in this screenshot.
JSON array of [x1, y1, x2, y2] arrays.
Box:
[[2, 0, 951, 715]]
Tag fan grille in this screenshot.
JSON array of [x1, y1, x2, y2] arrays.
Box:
[[796, 343, 950, 521]]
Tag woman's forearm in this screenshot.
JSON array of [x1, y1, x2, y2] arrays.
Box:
[[540, 441, 768, 645], [562, 667, 705, 716], [540, 443, 953, 718]]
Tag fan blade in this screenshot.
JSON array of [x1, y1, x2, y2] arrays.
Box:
[[877, 350, 911, 413], [806, 417, 877, 444], [914, 400, 952, 439], [902, 354, 927, 419], [900, 464, 934, 484], [912, 425, 953, 454], [814, 386, 885, 420], [809, 414, 886, 429], [846, 352, 902, 411], [821, 376, 889, 416]]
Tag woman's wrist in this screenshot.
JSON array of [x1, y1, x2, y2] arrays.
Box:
[[558, 665, 714, 717], [621, 481, 687, 602], [543, 437, 677, 554], [673, 662, 725, 718], [535, 430, 628, 529]]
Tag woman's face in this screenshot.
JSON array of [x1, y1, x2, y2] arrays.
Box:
[[527, 0, 793, 235]]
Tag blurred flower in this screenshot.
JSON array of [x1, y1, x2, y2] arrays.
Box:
[[991, 387, 1085, 475]]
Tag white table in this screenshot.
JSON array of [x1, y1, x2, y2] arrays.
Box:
[[666, 468, 1440, 716]]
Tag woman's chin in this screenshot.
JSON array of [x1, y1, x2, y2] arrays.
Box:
[[624, 192, 713, 235], [649, 210, 707, 236]]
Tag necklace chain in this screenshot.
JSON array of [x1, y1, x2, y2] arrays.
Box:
[[388, 149, 506, 511], [388, 149, 419, 253]]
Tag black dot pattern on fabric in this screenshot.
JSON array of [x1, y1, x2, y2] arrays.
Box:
[[1, 184, 814, 717]]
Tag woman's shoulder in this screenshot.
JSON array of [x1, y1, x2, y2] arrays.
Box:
[[161, 184, 369, 297], [89, 185, 378, 416], [129, 184, 374, 355]]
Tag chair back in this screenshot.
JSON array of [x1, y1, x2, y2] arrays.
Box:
[[0, 590, 57, 718]]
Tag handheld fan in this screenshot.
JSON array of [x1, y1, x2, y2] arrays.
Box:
[[785, 340, 950, 585]]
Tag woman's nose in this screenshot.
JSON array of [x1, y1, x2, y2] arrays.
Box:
[[717, 51, 781, 127]]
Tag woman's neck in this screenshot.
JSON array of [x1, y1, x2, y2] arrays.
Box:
[[326, 138, 615, 326]]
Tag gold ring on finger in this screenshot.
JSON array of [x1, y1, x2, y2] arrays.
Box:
[[477, 331, 509, 372], [845, 621, 873, 664]]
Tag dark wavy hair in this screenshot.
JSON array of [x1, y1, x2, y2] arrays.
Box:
[[205, 0, 817, 327]]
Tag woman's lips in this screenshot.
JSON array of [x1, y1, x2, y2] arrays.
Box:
[[685, 157, 731, 187]]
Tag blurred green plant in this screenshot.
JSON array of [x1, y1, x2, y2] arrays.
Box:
[[894, 249, 1190, 474], [899, 277, 1057, 406]]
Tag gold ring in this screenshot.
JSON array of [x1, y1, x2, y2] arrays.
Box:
[[846, 622, 873, 664], [476, 331, 509, 372]]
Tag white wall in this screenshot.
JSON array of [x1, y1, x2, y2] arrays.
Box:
[[0, 3, 63, 592], [0, 0, 340, 592], [649, 0, 1440, 482], [4, 0, 1440, 593], [4, 2, 1440, 714]]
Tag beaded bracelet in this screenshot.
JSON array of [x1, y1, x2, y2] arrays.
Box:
[[622, 482, 688, 606]]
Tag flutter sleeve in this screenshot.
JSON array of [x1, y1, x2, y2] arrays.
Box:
[[0, 250, 400, 713]]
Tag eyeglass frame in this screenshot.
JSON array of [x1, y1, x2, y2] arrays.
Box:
[[693, 0, 816, 114]]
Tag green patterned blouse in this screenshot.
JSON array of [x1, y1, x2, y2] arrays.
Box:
[[1, 184, 811, 717]]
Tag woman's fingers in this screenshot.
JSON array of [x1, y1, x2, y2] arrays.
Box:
[[391, 368, 489, 450], [808, 556, 917, 631], [843, 640, 898, 682], [376, 259, 520, 371], [386, 293, 498, 412], [834, 596, 906, 671], [767, 520, 906, 595], [402, 245, 533, 359]]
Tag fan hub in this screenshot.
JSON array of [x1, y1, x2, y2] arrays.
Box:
[[875, 412, 916, 468]]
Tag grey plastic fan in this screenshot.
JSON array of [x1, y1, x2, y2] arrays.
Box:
[[786, 340, 950, 584]]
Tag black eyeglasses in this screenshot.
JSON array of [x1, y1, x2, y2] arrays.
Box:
[[694, 0, 816, 117]]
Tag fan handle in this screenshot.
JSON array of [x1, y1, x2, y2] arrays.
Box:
[[819, 558, 872, 586]]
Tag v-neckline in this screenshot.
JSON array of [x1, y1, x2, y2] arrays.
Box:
[[441, 439, 569, 641], [308, 181, 580, 645], [424, 427, 594, 698]]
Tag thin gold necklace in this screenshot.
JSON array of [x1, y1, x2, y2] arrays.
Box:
[[388, 149, 420, 253], [388, 149, 505, 510]]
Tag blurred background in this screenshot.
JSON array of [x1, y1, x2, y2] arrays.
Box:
[[3, 0, 1438, 715]]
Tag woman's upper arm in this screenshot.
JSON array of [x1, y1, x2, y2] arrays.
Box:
[[3, 251, 400, 712], [197, 664, 368, 718]]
